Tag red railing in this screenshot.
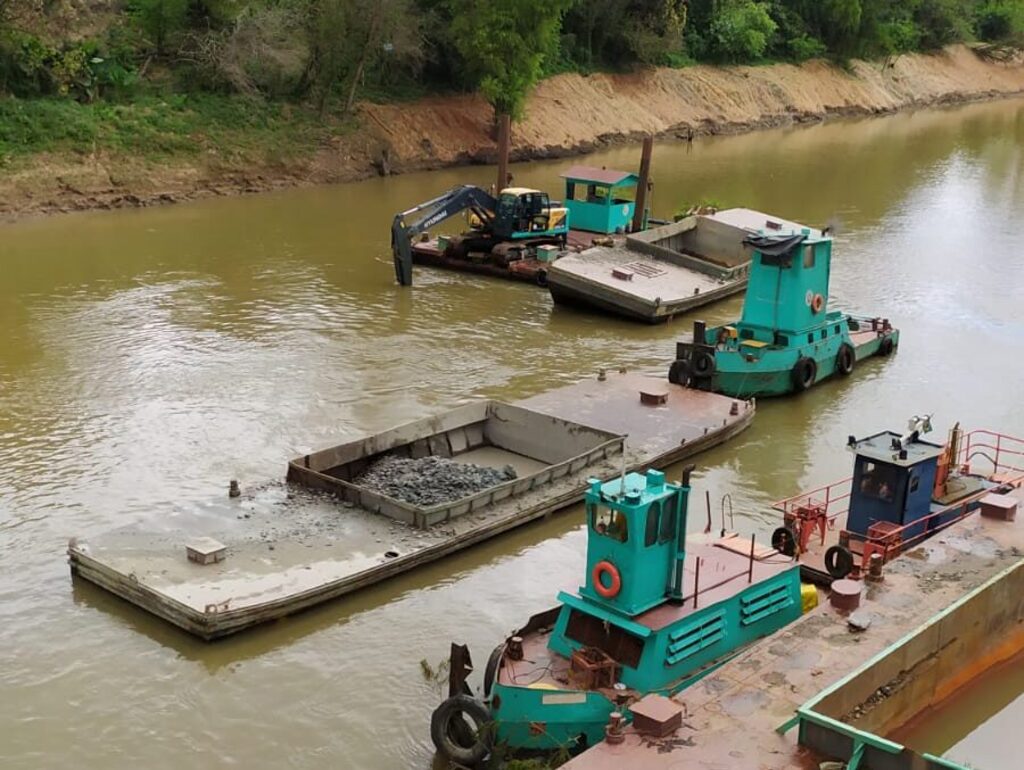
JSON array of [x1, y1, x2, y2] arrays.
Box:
[[958, 430, 1024, 477], [771, 428, 1024, 560], [772, 477, 854, 525], [845, 471, 1024, 557]]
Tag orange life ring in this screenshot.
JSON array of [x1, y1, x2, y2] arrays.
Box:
[[592, 560, 622, 598], [811, 293, 825, 314]]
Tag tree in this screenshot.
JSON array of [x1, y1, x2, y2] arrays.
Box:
[[622, 0, 689, 64], [132, 0, 190, 56], [789, 0, 863, 54], [706, 0, 778, 62], [448, 0, 576, 120], [302, 0, 425, 113], [976, 1, 1024, 42]]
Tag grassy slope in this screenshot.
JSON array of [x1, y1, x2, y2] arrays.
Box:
[[0, 92, 340, 168]]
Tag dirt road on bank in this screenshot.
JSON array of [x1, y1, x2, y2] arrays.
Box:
[[3, 45, 1022, 222]]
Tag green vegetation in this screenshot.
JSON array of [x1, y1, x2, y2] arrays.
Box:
[[0, 0, 1022, 163], [449, 0, 575, 118]]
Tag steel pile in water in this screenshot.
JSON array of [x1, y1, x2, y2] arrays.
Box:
[[354, 455, 517, 506]]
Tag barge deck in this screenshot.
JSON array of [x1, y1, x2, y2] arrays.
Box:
[[68, 372, 754, 639], [410, 229, 607, 286], [562, 483, 1024, 770], [547, 209, 807, 323]]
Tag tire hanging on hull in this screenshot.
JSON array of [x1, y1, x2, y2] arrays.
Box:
[[430, 694, 492, 767], [792, 356, 818, 392], [836, 343, 855, 376]]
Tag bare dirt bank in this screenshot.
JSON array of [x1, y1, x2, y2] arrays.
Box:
[[3, 44, 1023, 223]]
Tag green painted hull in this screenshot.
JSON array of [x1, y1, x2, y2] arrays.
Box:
[[489, 562, 803, 752], [490, 654, 738, 752], [709, 323, 899, 399]]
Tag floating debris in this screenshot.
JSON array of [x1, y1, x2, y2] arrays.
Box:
[[355, 455, 517, 506]]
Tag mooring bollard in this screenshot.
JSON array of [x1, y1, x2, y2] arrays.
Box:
[[508, 636, 524, 661], [865, 553, 885, 582], [605, 711, 625, 745]]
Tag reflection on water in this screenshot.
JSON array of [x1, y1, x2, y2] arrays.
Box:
[[1, 98, 1023, 769]]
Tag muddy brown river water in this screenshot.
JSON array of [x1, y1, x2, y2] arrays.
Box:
[[893, 649, 1024, 769], [2, 98, 1024, 770]]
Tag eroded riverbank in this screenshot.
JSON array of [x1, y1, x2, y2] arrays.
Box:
[[2, 44, 1022, 223]]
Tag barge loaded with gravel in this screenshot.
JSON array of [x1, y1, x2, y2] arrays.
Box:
[[68, 372, 754, 639]]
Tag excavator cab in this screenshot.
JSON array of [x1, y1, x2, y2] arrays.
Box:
[[492, 188, 568, 240]]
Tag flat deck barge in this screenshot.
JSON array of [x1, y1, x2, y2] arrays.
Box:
[[68, 372, 753, 639], [547, 209, 807, 323], [410, 229, 600, 286], [563, 483, 1024, 770]]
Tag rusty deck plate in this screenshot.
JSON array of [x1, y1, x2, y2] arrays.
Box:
[[563, 485, 1024, 770]]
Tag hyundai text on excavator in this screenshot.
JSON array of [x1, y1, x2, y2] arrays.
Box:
[[391, 185, 570, 286]]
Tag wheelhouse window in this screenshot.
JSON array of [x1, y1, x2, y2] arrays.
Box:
[[590, 504, 628, 542], [497, 193, 518, 221], [858, 461, 899, 502], [659, 498, 677, 544], [645, 502, 661, 547]]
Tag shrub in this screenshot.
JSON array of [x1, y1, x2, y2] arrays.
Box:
[[914, 0, 974, 50], [787, 33, 827, 61], [179, 4, 309, 98], [129, 0, 190, 55], [976, 0, 1024, 41]]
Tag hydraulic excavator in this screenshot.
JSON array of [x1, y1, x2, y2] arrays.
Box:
[[391, 185, 569, 285]]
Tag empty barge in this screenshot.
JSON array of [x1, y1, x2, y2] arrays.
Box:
[[68, 372, 754, 639], [547, 209, 797, 323]]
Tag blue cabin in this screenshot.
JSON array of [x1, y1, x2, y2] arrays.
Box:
[[560, 165, 641, 234], [846, 429, 945, 542]]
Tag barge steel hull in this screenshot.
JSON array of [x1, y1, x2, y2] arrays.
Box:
[[68, 372, 754, 639]]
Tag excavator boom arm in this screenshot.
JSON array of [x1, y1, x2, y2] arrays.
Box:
[[392, 185, 498, 286]]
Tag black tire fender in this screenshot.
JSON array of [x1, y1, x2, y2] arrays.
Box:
[[837, 343, 855, 376], [824, 545, 854, 579], [536, 269, 548, 287], [430, 694, 492, 767], [668, 359, 691, 386], [792, 356, 818, 392], [771, 526, 797, 557], [692, 350, 716, 377], [879, 336, 894, 356]]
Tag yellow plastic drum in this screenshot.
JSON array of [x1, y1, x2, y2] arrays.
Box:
[[800, 583, 819, 613]]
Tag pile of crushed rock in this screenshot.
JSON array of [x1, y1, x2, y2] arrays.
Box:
[[354, 455, 517, 506]]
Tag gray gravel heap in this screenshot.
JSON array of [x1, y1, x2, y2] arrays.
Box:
[[355, 455, 518, 506]]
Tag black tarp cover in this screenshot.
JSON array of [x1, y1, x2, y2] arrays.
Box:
[[743, 233, 807, 256]]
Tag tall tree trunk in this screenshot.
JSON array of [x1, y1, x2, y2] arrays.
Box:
[[344, 8, 383, 113]]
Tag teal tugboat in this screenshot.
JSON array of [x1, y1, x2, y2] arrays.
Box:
[[668, 228, 899, 397], [429, 468, 804, 765]]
